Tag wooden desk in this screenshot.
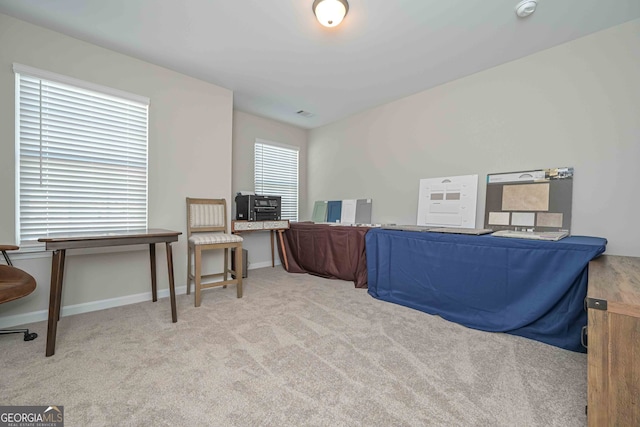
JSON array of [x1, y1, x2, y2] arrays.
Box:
[[231, 220, 289, 269], [586, 255, 640, 426], [38, 228, 181, 357]]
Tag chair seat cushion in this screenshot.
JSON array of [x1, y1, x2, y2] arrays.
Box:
[[189, 233, 243, 245]]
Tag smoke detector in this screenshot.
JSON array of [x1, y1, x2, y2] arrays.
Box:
[[515, 0, 537, 18]]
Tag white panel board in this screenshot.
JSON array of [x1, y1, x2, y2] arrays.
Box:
[[340, 199, 357, 224], [417, 174, 478, 228]]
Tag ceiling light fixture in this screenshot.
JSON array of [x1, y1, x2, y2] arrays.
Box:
[[312, 0, 349, 28]]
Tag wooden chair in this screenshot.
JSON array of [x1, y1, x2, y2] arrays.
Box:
[[186, 198, 243, 307], [1, 245, 38, 341]]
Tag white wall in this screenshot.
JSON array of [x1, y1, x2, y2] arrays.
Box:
[[308, 19, 640, 257], [0, 14, 233, 325], [232, 110, 308, 268]]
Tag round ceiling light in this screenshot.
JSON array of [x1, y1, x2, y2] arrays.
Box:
[[313, 0, 349, 28], [515, 0, 537, 18]]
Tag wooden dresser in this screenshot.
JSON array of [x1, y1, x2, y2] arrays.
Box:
[[586, 255, 640, 426]]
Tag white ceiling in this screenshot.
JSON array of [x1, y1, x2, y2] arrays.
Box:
[[1, 0, 639, 129]]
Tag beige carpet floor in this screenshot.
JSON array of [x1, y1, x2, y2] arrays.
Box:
[[1, 267, 587, 426]]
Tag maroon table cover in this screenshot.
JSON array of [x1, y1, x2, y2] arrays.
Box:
[[278, 222, 370, 288]]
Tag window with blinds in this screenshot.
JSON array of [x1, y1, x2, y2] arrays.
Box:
[[14, 64, 149, 247], [254, 140, 299, 221]]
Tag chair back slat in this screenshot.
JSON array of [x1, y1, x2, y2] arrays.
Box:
[[191, 204, 225, 228], [186, 198, 228, 236]]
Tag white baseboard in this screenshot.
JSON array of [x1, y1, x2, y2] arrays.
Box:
[[0, 286, 186, 329], [0, 261, 280, 328], [0, 309, 49, 329], [248, 260, 281, 269]]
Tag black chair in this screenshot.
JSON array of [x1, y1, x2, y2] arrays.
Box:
[[0, 245, 37, 341]]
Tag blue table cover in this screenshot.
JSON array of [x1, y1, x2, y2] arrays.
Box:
[[366, 229, 607, 352]]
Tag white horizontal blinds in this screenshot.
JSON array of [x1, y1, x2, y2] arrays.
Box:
[[254, 141, 299, 221], [16, 70, 149, 246]]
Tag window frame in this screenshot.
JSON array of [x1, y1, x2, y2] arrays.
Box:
[[13, 63, 150, 249], [254, 139, 299, 222]]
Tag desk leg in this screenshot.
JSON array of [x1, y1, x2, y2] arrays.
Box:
[[165, 242, 177, 323], [270, 230, 275, 268], [149, 243, 157, 302], [56, 249, 66, 322], [277, 230, 289, 271], [46, 249, 65, 357]]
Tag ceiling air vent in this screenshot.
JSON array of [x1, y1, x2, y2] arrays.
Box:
[[296, 110, 314, 118]]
